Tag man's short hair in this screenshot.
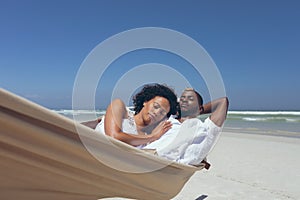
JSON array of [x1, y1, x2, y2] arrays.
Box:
[[183, 88, 203, 106]]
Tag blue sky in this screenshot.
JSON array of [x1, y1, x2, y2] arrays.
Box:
[[1, 0, 299, 110]]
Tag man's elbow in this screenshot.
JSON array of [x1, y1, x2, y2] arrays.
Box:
[[210, 97, 229, 127], [216, 97, 229, 110], [222, 97, 229, 109]]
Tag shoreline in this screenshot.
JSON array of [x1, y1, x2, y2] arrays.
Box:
[[54, 109, 300, 138], [223, 127, 300, 139]]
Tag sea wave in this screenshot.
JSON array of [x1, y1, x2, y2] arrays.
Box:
[[226, 111, 300, 123], [228, 111, 300, 115], [242, 117, 267, 121], [52, 109, 106, 116], [239, 117, 300, 123]]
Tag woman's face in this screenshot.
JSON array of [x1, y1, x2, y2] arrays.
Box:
[[142, 96, 170, 125]]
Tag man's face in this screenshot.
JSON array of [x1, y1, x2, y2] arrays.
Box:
[[179, 90, 200, 117]]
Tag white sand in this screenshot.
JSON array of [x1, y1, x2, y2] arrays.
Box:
[[174, 132, 300, 200]]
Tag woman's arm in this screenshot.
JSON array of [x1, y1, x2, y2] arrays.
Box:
[[104, 99, 171, 146]]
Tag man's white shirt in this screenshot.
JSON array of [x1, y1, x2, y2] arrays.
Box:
[[143, 115, 222, 165]]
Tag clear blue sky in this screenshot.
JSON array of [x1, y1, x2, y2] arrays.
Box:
[[1, 0, 299, 110]]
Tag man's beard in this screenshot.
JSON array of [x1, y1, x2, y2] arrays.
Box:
[[180, 105, 200, 118], [181, 109, 196, 117]]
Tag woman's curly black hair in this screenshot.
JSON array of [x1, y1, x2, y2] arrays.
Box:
[[132, 83, 179, 118]]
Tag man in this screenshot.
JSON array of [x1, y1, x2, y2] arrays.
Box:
[[143, 88, 229, 166]]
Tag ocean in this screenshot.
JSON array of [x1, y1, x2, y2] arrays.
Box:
[[221, 111, 300, 138], [53, 110, 300, 138]]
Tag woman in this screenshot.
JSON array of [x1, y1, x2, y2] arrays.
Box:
[[95, 83, 179, 148]]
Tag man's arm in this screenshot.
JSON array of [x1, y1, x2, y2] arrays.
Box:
[[201, 97, 229, 127], [81, 117, 102, 129]]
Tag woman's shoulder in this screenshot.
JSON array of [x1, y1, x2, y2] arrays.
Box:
[[110, 99, 127, 109], [109, 99, 128, 118], [111, 98, 125, 105]]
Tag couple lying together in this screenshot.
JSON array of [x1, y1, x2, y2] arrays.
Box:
[[82, 83, 229, 166]]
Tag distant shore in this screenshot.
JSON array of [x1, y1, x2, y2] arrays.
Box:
[[53, 109, 300, 138]]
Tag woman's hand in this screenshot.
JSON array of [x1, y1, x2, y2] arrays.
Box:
[[149, 120, 172, 142]]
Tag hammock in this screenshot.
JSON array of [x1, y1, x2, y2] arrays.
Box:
[[0, 89, 205, 200]]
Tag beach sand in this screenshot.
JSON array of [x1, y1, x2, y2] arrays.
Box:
[[173, 132, 300, 200], [105, 131, 300, 200]]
